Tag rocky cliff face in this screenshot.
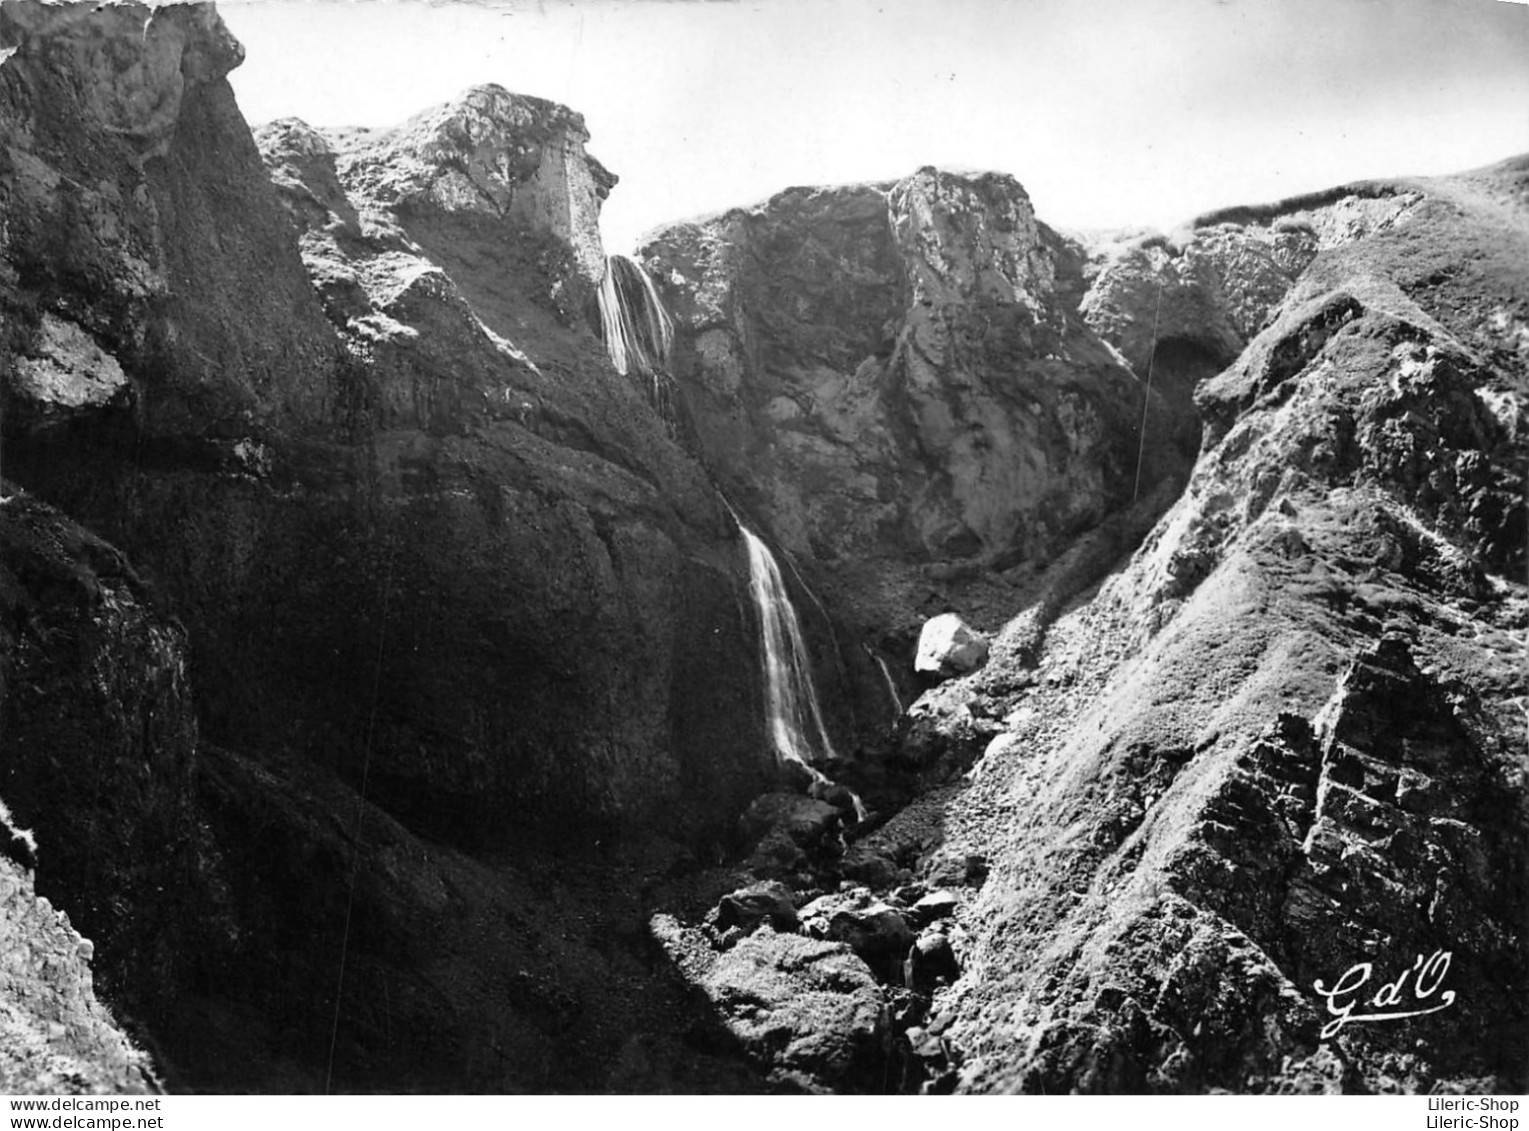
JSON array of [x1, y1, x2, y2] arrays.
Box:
[[857, 159, 1528, 1093], [0, 0, 780, 1094], [639, 169, 1190, 575], [1, 1, 772, 851], [618, 161, 1525, 1097], [0, 0, 339, 438], [1, 0, 1523, 1099]]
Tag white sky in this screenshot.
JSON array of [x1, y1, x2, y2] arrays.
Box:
[[220, 0, 1529, 252]]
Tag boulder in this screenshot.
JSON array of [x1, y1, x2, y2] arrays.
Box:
[[903, 926, 961, 992], [741, 792, 846, 879], [915, 613, 989, 677], [909, 889, 959, 927], [840, 846, 907, 889], [714, 881, 800, 935], [658, 923, 887, 1090], [800, 888, 915, 978], [6, 314, 131, 431], [739, 793, 842, 846]]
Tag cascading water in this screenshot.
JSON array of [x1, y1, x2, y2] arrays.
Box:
[[865, 645, 903, 722], [738, 523, 866, 822], [595, 261, 863, 818], [596, 253, 678, 421], [739, 524, 839, 772]]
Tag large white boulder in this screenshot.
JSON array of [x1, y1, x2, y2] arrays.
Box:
[[915, 613, 989, 677]]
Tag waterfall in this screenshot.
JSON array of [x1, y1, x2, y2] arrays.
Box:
[[739, 524, 840, 777], [596, 253, 676, 417], [595, 255, 860, 816], [864, 645, 903, 721]]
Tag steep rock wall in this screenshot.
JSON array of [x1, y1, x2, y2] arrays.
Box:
[[0, 0, 342, 437], [1, 4, 773, 851], [639, 168, 1190, 573], [0, 486, 194, 1090], [0, 487, 775, 1093]]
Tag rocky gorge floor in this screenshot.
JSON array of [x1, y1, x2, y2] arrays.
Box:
[[0, 0, 1524, 1097]]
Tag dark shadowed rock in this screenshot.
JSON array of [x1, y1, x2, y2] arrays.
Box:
[[739, 794, 845, 879], [2, 2, 774, 852], [0, 488, 203, 1035], [739, 793, 842, 845], [714, 881, 800, 935]]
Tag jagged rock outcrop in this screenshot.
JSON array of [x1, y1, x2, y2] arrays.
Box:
[[874, 156, 1528, 1094], [327, 86, 615, 302], [1076, 185, 1424, 383], [639, 168, 1191, 574], [0, 854, 156, 1094]]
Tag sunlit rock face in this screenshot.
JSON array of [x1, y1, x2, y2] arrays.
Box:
[[901, 158, 1529, 1095], [914, 612, 988, 678], [325, 85, 616, 310], [640, 167, 1190, 570], [1074, 185, 1426, 424], [0, 853, 156, 1095]]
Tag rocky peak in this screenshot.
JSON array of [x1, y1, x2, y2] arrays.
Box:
[[252, 117, 361, 238], [328, 83, 615, 290], [1076, 183, 1425, 379], [888, 167, 1053, 314], [0, 0, 243, 163]]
